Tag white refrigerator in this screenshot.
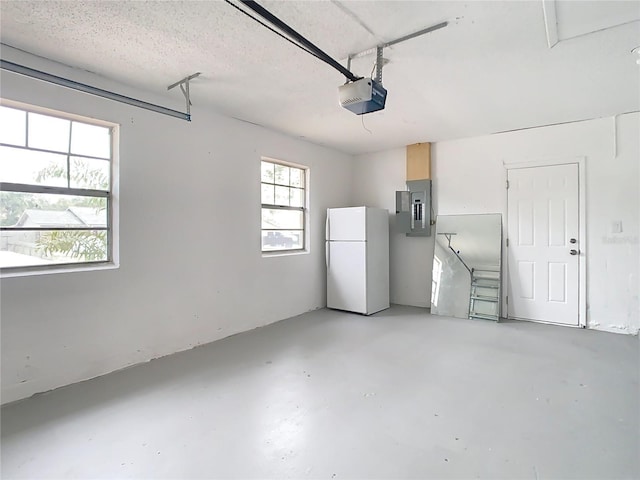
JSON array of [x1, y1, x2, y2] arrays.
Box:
[[326, 206, 390, 315]]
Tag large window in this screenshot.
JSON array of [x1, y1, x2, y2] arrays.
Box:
[[0, 101, 116, 271], [261, 159, 306, 252]]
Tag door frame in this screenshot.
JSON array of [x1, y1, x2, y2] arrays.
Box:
[[503, 157, 587, 328]]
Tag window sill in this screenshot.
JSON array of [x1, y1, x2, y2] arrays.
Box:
[[0, 261, 119, 279], [262, 249, 309, 258]]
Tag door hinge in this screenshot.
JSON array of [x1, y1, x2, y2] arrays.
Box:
[[506, 295, 508, 305], [506, 238, 509, 247], [506, 180, 509, 189]]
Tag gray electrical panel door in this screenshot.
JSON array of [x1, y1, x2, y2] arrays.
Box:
[[396, 179, 431, 236]]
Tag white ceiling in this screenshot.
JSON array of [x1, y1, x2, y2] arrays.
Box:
[[1, 0, 639, 155]]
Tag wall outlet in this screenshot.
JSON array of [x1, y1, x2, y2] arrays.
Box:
[[612, 221, 623, 234]]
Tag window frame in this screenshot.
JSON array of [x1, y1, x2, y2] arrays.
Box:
[[0, 99, 118, 275], [260, 157, 308, 254]]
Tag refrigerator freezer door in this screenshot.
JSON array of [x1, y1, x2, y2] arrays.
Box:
[[327, 241, 367, 314], [327, 207, 367, 241]]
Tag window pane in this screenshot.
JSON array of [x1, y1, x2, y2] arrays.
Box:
[[289, 187, 304, 207], [0, 191, 108, 266], [261, 230, 303, 251], [70, 157, 110, 190], [1, 191, 107, 228], [261, 161, 274, 183], [260, 161, 305, 252], [71, 122, 110, 158], [290, 168, 304, 188], [0, 146, 67, 187], [0, 229, 107, 268], [0, 106, 26, 146], [28, 112, 70, 153], [261, 183, 274, 204], [275, 186, 290, 206], [274, 164, 288, 185], [261, 208, 303, 229]]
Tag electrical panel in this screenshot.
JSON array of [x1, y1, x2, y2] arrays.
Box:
[[396, 179, 431, 237]]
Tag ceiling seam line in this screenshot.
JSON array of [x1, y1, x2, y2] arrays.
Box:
[[492, 111, 640, 136]]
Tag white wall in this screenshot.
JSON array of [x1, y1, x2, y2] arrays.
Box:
[[352, 150, 433, 307], [353, 113, 639, 335], [0, 49, 354, 404]]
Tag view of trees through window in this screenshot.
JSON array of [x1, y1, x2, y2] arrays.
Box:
[[261, 160, 306, 252], [0, 104, 113, 269]]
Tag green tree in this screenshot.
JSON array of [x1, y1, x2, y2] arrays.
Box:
[[35, 158, 109, 262], [0, 191, 39, 226], [38, 230, 107, 261]]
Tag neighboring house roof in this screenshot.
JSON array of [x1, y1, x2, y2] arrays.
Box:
[[16, 209, 84, 228], [262, 218, 280, 229], [67, 207, 106, 227], [15, 207, 106, 228]]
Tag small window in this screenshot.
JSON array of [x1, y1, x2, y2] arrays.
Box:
[[0, 101, 117, 272], [261, 159, 306, 252]]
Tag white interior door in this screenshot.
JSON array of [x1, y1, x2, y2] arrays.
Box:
[[327, 241, 367, 313], [507, 164, 580, 325]]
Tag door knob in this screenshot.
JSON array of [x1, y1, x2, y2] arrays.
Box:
[[570, 238, 577, 244], [570, 249, 579, 255]]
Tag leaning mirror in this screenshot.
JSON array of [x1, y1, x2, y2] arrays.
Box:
[[431, 214, 502, 321]]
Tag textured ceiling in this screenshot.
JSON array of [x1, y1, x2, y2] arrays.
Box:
[[1, 0, 639, 154]]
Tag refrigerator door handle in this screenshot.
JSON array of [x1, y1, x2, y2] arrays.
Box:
[[325, 210, 330, 241], [325, 242, 329, 268], [325, 211, 330, 268]]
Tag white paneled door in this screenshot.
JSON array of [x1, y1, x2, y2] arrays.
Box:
[[507, 164, 579, 325]]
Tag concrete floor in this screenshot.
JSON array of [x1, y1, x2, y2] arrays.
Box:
[[1, 306, 638, 479]]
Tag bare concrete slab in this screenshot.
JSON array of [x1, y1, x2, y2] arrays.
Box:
[[2, 306, 638, 479]]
